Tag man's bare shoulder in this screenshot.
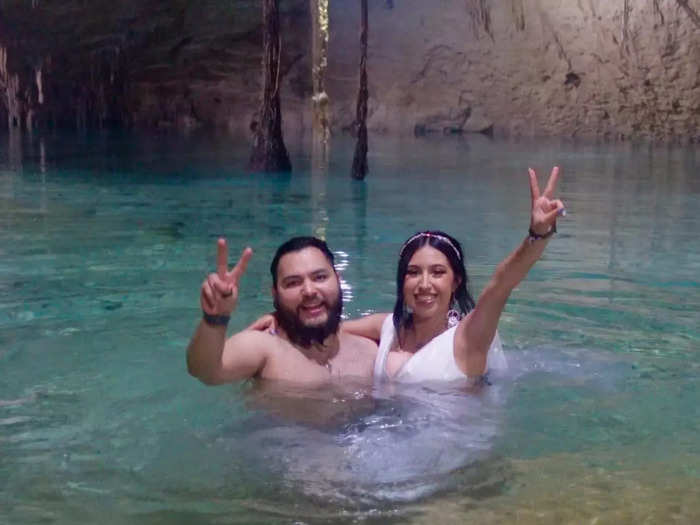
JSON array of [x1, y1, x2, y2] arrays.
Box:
[[223, 329, 292, 367], [225, 328, 281, 352], [340, 332, 378, 358], [223, 329, 311, 381], [331, 332, 376, 378]]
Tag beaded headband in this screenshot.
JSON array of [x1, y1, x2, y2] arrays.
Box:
[[399, 232, 462, 261]]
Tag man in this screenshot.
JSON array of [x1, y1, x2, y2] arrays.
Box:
[[187, 236, 377, 385]]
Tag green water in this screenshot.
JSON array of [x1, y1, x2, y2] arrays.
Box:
[[1, 131, 698, 523]]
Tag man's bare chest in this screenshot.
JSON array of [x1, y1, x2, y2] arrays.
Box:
[[262, 340, 371, 382]]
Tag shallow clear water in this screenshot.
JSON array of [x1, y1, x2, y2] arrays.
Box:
[[1, 130, 699, 523]]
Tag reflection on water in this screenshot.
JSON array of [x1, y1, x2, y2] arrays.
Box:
[[0, 131, 699, 523], [243, 378, 505, 504], [180, 348, 636, 511]]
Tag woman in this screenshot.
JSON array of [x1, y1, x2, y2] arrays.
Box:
[[342, 229, 508, 384], [253, 167, 564, 384]]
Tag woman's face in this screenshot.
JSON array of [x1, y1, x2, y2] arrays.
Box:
[[403, 245, 459, 322]]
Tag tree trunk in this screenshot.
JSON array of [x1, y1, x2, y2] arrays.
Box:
[[249, 0, 292, 173], [351, 0, 368, 180]]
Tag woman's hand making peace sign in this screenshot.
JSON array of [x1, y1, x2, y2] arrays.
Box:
[[200, 238, 253, 316], [528, 166, 566, 237]]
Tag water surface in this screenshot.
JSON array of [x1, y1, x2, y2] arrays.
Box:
[[1, 131, 699, 523]]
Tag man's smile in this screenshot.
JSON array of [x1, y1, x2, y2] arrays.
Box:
[[299, 302, 327, 318]]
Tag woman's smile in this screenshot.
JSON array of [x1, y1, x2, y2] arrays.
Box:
[[414, 293, 437, 305], [403, 246, 458, 319]]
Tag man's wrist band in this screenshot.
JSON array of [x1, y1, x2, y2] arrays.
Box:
[[202, 312, 231, 326], [528, 223, 556, 243]]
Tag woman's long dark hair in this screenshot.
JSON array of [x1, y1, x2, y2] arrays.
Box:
[[392, 231, 476, 335]]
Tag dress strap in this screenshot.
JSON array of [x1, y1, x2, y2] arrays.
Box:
[[373, 315, 396, 382]]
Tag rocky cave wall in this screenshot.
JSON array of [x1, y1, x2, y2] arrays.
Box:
[[327, 0, 700, 142], [1, 0, 698, 141], [0, 0, 312, 134]]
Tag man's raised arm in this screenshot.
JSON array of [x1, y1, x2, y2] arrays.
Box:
[[186, 239, 269, 385]]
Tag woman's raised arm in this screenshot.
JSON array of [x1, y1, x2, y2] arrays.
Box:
[[454, 166, 566, 377]]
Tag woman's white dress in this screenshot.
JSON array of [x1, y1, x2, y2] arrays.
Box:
[[373, 315, 507, 383]]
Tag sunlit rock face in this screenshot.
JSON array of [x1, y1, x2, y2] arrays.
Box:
[[1, 0, 698, 142], [328, 0, 700, 142]]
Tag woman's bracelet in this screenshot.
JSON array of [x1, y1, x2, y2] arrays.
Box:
[[202, 312, 231, 326], [528, 223, 556, 243]]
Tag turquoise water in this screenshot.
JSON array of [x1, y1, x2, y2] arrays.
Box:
[[1, 131, 699, 523]]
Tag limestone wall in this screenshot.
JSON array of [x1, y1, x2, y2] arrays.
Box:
[[328, 0, 700, 141], [1, 0, 698, 142]]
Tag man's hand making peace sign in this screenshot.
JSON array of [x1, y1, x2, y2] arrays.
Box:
[[200, 239, 253, 317]]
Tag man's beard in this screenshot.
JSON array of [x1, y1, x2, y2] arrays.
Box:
[[274, 291, 343, 348]]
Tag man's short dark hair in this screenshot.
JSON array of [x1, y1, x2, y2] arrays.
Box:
[[270, 236, 335, 288]]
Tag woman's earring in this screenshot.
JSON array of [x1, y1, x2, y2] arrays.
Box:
[[446, 308, 461, 327], [446, 295, 461, 327], [402, 304, 414, 326]]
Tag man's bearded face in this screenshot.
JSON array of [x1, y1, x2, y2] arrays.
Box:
[[273, 247, 343, 347]]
